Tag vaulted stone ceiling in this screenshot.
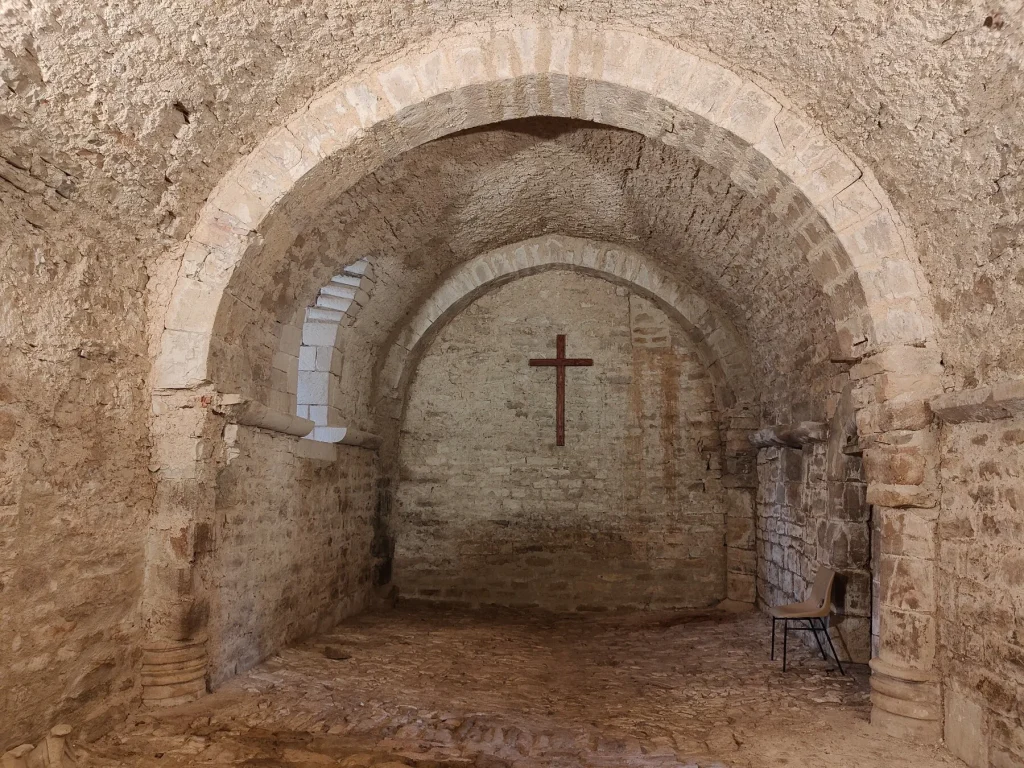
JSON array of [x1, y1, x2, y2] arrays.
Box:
[[246, 118, 843, 421]]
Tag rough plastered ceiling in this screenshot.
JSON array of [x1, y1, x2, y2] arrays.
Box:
[[234, 118, 845, 424]]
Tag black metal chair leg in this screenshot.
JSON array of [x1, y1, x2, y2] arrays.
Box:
[[809, 618, 829, 663], [771, 618, 776, 660], [822, 617, 846, 675], [782, 619, 788, 672]]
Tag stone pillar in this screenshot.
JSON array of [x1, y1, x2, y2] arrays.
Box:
[[721, 406, 759, 605], [142, 388, 224, 706], [852, 345, 943, 743]]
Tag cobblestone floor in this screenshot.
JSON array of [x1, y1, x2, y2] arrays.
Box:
[[82, 604, 962, 768]]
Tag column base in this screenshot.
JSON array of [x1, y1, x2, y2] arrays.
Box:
[[141, 636, 208, 707], [869, 657, 942, 743]]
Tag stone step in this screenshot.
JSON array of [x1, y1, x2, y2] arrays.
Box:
[[331, 273, 363, 288], [316, 294, 354, 312], [343, 258, 372, 277], [306, 306, 344, 323]]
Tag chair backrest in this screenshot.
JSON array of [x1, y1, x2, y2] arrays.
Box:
[[809, 566, 836, 610]]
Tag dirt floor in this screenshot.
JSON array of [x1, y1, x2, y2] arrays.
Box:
[[80, 604, 963, 768]]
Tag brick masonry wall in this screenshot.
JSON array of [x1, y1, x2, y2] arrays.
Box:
[[207, 426, 377, 686], [395, 271, 728, 611], [937, 417, 1024, 768]]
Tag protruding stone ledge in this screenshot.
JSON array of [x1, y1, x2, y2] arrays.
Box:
[[930, 380, 1024, 424], [749, 421, 828, 449], [215, 394, 315, 437], [311, 426, 382, 450]]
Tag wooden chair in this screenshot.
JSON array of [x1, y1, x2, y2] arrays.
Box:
[[769, 566, 846, 674]]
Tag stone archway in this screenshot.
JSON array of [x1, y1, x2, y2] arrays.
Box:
[[147, 21, 943, 740], [369, 234, 760, 609], [373, 235, 755, 419]]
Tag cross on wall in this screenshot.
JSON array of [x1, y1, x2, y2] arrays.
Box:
[[528, 334, 593, 446]]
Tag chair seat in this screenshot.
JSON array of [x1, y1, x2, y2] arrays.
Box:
[[769, 600, 830, 619]]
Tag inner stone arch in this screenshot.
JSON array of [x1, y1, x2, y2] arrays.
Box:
[[393, 268, 737, 610]]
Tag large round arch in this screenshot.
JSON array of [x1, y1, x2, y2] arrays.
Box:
[[146, 20, 945, 741]]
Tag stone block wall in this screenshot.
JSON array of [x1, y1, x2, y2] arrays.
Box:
[[207, 426, 377, 685], [395, 271, 729, 612], [755, 434, 872, 662], [1, 207, 154, 745], [937, 416, 1024, 768]]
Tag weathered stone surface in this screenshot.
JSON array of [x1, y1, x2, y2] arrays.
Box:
[[396, 273, 729, 611], [754, 438, 872, 663], [937, 416, 1024, 767], [79, 606, 962, 768], [2, 0, 1022, 755], [931, 380, 1024, 424], [208, 425, 377, 686], [749, 422, 829, 449]]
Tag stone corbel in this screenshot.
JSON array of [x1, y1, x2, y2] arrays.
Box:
[[214, 394, 315, 437], [749, 421, 829, 449], [311, 426, 383, 450], [930, 380, 1024, 424]]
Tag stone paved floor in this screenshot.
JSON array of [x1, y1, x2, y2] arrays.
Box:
[[82, 604, 962, 768]]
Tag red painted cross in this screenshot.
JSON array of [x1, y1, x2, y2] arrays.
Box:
[[529, 333, 593, 446]]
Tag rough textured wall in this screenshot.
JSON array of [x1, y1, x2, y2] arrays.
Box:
[[1, 0, 1022, 749], [208, 427, 377, 687], [254, 120, 841, 430], [396, 271, 728, 611], [754, 427, 872, 663], [937, 418, 1024, 768], [0, 207, 153, 744], [4, 2, 1021, 389]]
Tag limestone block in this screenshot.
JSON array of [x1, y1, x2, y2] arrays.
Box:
[[155, 330, 210, 390], [297, 371, 330, 406], [872, 302, 934, 348], [300, 95, 364, 158], [945, 680, 989, 768], [343, 81, 390, 129], [233, 150, 294, 209], [931, 380, 1024, 423], [294, 437, 338, 461], [314, 346, 336, 373], [878, 603, 937, 672], [378, 62, 426, 113], [141, 637, 208, 707], [298, 345, 317, 371], [279, 322, 302, 352], [260, 127, 318, 183], [669, 60, 743, 123], [863, 446, 927, 486], [857, 397, 933, 435], [717, 82, 782, 147], [270, 389, 295, 415], [879, 507, 937, 560], [445, 40, 490, 90], [302, 322, 339, 348], [867, 482, 938, 510], [837, 209, 904, 269], [819, 179, 883, 234], [859, 260, 927, 305], [870, 657, 943, 737]]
